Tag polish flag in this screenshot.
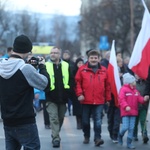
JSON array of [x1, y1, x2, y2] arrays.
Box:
[[128, 1, 150, 79], [107, 40, 121, 107]]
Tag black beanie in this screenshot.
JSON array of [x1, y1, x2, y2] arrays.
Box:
[[13, 35, 32, 53]]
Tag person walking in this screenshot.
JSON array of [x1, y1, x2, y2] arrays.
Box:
[[34, 89, 51, 129], [118, 73, 149, 149], [0, 35, 50, 150], [133, 74, 149, 143], [107, 53, 121, 143], [45, 46, 72, 148], [62, 50, 75, 116], [75, 50, 111, 146], [72, 57, 84, 129], [39, 90, 51, 129]]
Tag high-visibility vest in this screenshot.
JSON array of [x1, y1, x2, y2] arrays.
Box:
[[45, 61, 70, 91]]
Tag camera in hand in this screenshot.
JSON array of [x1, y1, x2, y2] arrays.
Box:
[[28, 56, 42, 67]]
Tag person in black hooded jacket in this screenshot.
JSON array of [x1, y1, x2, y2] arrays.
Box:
[[0, 35, 50, 150], [72, 57, 84, 129]]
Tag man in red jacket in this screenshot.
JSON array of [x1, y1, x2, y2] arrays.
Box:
[[75, 50, 111, 146]]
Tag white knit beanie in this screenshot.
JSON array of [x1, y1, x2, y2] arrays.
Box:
[[123, 73, 136, 84]]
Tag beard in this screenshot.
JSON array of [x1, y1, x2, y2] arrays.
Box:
[[50, 57, 58, 63]]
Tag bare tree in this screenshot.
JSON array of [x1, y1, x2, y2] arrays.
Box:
[[11, 10, 40, 42], [48, 14, 80, 55], [50, 15, 68, 46], [0, 2, 80, 54], [0, 0, 9, 39], [80, 0, 150, 56], [20, 10, 33, 35], [30, 14, 40, 42]]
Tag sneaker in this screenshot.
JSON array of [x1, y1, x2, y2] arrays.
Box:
[[95, 139, 104, 146], [127, 138, 135, 149], [83, 137, 89, 144], [127, 144, 135, 149], [52, 140, 60, 148], [112, 138, 118, 143], [143, 137, 149, 144]]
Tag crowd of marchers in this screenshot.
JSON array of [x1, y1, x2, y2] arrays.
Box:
[[0, 35, 150, 150]]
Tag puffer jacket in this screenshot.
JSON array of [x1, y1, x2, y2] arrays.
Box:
[[75, 63, 111, 105], [119, 84, 145, 117]]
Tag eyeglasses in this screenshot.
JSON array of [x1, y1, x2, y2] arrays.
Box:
[[50, 52, 59, 54]]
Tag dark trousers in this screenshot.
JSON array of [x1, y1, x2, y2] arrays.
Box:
[[67, 99, 72, 115], [107, 105, 120, 139], [82, 104, 104, 140], [40, 100, 50, 125]]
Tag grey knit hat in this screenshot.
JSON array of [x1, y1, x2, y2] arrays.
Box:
[[123, 73, 136, 84]]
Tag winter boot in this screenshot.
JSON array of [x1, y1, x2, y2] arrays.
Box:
[[142, 131, 149, 144], [143, 136, 149, 144], [127, 138, 135, 149], [83, 136, 89, 144], [118, 134, 123, 145]]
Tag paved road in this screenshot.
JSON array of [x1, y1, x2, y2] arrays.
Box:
[[0, 110, 150, 150]]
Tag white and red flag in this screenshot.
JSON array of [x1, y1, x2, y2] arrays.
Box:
[[107, 40, 121, 107], [128, 0, 150, 79]]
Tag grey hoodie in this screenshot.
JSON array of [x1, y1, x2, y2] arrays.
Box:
[[0, 58, 48, 90], [0, 57, 49, 126]]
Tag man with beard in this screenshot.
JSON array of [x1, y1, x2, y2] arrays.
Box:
[[45, 46, 72, 148]]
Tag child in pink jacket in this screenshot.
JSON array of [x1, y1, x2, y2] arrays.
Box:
[[118, 73, 149, 149]]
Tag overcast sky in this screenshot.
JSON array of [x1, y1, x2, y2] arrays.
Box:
[[4, 0, 81, 16]]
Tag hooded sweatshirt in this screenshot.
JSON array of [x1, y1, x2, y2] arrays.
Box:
[[0, 57, 49, 126]]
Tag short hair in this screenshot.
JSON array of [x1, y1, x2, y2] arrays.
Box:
[[50, 46, 62, 53], [116, 51, 122, 56], [104, 51, 110, 60], [117, 57, 123, 63], [7, 47, 13, 52], [63, 50, 71, 55], [86, 49, 93, 56], [52, 46, 61, 50], [87, 50, 100, 58]]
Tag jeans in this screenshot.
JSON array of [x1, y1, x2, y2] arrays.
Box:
[[4, 123, 40, 150], [107, 106, 120, 139], [82, 104, 104, 140], [120, 116, 136, 139]]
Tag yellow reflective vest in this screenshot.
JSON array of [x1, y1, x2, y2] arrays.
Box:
[[45, 61, 70, 91]]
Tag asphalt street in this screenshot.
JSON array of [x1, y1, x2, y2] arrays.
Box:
[[0, 109, 150, 150]]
